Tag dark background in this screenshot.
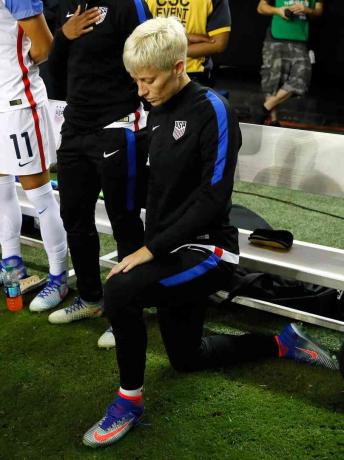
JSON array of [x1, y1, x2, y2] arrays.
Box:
[[211, 0, 344, 131], [217, 0, 344, 85]]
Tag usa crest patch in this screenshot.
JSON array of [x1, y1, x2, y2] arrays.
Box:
[[173, 121, 187, 140], [96, 7, 108, 24]]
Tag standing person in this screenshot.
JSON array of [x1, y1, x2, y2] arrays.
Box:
[[47, 1, 152, 325], [81, 17, 338, 448], [98, 0, 231, 350], [146, 0, 231, 86], [0, 0, 68, 312], [257, 0, 324, 126]]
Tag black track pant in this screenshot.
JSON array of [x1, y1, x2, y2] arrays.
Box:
[[57, 123, 147, 302], [104, 247, 279, 390]]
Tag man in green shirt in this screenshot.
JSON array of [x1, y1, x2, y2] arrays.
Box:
[[257, 0, 323, 125]]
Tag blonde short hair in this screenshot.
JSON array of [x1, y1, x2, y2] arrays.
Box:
[[123, 16, 187, 74]]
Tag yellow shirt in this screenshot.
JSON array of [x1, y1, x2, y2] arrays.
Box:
[[146, 0, 231, 73]]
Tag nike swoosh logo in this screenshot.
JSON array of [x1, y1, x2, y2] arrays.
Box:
[[66, 12, 73, 17], [152, 125, 160, 131], [296, 347, 318, 360], [19, 160, 33, 167], [103, 149, 120, 158], [38, 207, 48, 215], [93, 420, 131, 442]]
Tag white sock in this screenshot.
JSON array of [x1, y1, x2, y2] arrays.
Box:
[[119, 387, 144, 399], [25, 182, 68, 276], [0, 175, 22, 259]]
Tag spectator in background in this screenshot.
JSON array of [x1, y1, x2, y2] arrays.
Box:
[[257, 0, 323, 126], [98, 0, 232, 351], [146, 0, 231, 86], [0, 0, 68, 311], [47, 1, 151, 329]]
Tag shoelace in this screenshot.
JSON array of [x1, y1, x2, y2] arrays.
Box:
[[38, 279, 61, 298], [100, 401, 131, 430], [65, 297, 85, 314]]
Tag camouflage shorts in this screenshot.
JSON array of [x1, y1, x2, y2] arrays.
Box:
[[261, 39, 312, 96]]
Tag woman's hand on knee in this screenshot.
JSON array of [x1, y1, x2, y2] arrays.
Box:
[[106, 246, 154, 279]]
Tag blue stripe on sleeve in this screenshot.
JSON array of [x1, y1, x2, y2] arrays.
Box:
[[5, 0, 43, 20], [159, 254, 220, 287], [133, 0, 148, 24], [205, 90, 229, 185], [125, 129, 137, 212]]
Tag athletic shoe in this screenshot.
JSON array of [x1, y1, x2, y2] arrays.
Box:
[[276, 323, 339, 370], [0, 255, 27, 286], [48, 296, 103, 324], [97, 326, 116, 349], [29, 272, 69, 312], [83, 394, 144, 448]]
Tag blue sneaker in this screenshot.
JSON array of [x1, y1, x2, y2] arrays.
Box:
[[276, 323, 339, 370], [0, 255, 27, 285], [29, 271, 68, 312], [83, 394, 144, 448]]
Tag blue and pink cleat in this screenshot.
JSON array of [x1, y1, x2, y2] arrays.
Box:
[[83, 393, 144, 448], [276, 323, 339, 370]]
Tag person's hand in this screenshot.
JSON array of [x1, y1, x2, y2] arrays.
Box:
[[188, 33, 215, 45], [62, 5, 101, 40], [277, 7, 289, 19], [106, 246, 154, 279], [288, 3, 306, 15]]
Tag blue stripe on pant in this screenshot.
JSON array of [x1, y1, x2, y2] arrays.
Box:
[[125, 129, 137, 212], [159, 253, 220, 287]]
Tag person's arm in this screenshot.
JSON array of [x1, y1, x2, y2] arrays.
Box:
[[7, 0, 51, 64], [18, 13, 52, 64], [288, 1, 323, 18], [187, 31, 229, 58], [257, 0, 288, 19]]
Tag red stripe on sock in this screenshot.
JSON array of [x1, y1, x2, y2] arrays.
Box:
[[118, 390, 143, 402]]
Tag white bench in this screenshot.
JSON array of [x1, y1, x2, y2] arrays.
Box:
[[216, 229, 344, 332], [16, 182, 344, 332]]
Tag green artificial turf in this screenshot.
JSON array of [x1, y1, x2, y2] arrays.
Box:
[[1, 182, 344, 459]]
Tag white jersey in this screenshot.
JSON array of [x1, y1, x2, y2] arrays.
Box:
[[0, 0, 47, 113]]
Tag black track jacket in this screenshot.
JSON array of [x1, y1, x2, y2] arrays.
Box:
[[145, 81, 241, 258], [48, 0, 152, 130]]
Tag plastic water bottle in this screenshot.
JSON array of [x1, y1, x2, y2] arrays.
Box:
[[3, 266, 23, 312]]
